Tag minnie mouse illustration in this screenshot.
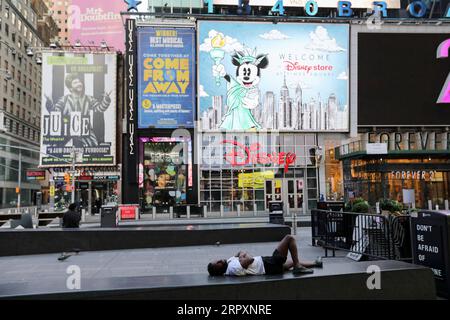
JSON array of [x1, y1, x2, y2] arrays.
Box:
[[212, 48, 269, 131]]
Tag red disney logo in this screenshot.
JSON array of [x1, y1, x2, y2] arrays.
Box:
[[221, 140, 296, 173]]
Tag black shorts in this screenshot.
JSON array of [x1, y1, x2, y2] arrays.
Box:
[[262, 249, 287, 275]]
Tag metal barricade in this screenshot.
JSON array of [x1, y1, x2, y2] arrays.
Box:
[[311, 209, 412, 261]]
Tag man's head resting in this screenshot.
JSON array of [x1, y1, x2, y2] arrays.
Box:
[[68, 203, 77, 211], [207, 259, 228, 276]]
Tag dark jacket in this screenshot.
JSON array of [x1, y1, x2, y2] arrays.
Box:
[[62, 209, 81, 228]]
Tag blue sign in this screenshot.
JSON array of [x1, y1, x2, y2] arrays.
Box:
[[137, 27, 195, 128]]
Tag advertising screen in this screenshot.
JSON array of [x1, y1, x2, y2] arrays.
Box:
[[358, 33, 450, 126], [40, 52, 117, 166], [68, 1, 126, 52], [198, 21, 349, 132], [137, 27, 196, 128]]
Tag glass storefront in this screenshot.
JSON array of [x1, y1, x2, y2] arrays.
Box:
[[52, 177, 120, 212], [0, 137, 41, 208], [139, 137, 192, 212], [200, 133, 319, 215], [343, 157, 450, 209]]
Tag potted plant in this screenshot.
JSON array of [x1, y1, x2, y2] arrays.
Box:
[[379, 199, 403, 216], [346, 197, 370, 213]]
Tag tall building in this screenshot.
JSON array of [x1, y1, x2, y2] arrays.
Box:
[[327, 93, 338, 130], [0, 0, 46, 208], [32, 0, 58, 46], [42, 0, 69, 44], [279, 75, 292, 129], [261, 91, 275, 129], [212, 95, 223, 128], [293, 83, 302, 130]]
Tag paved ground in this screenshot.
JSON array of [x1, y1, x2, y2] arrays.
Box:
[[0, 228, 348, 284]]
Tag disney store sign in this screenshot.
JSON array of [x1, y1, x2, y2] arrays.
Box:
[[221, 140, 297, 172]]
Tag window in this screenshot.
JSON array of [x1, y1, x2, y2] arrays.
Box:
[[10, 83, 14, 98], [5, 23, 8, 36], [2, 98, 6, 110], [9, 102, 13, 113]]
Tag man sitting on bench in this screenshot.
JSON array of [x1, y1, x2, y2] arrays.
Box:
[[62, 203, 81, 228], [208, 235, 322, 276]]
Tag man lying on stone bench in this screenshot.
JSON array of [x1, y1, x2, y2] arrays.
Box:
[[208, 235, 322, 276]]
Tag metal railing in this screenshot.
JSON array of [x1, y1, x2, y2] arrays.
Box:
[[311, 209, 412, 261]]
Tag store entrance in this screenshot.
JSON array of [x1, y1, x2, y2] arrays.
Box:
[[265, 178, 305, 214]]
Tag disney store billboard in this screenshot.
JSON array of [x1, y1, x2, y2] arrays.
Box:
[[198, 21, 349, 132]]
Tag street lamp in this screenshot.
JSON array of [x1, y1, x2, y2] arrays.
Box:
[[0, 68, 12, 81], [69, 147, 83, 203], [0, 39, 16, 55], [22, 47, 43, 65]]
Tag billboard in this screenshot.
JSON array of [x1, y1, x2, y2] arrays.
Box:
[[198, 21, 349, 132], [67, 1, 126, 52], [137, 26, 196, 128], [211, 0, 401, 8], [358, 33, 450, 126], [40, 52, 117, 166]]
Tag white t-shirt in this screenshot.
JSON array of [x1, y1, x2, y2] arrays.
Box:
[[225, 256, 265, 276]]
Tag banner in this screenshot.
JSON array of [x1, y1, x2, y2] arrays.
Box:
[[137, 27, 195, 128], [40, 52, 117, 166], [358, 32, 450, 126], [198, 21, 349, 132], [68, 1, 126, 52]]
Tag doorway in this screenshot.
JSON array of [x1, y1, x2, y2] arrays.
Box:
[[265, 178, 305, 214]]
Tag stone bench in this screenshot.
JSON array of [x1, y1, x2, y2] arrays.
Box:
[[0, 260, 436, 300]]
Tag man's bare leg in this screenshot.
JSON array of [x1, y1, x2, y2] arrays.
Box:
[[276, 235, 318, 268], [283, 259, 294, 271]]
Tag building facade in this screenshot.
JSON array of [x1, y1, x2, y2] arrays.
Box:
[[336, 25, 450, 210], [121, 17, 355, 217], [119, 2, 449, 218], [42, 0, 69, 44], [0, 0, 47, 208]]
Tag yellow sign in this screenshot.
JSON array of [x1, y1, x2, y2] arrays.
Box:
[[49, 186, 55, 197], [238, 171, 275, 189], [275, 179, 282, 189]]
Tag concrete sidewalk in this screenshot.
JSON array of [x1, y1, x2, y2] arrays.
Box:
[[0, 228, 347, 284]]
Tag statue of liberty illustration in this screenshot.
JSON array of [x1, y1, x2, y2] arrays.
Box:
[[212, 47, 269, 131]]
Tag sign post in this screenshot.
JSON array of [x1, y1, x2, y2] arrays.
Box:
[[17, 150, 21, 210], [411, 210, 450, 298], [49, 180, 55, 210]]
